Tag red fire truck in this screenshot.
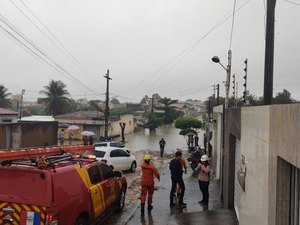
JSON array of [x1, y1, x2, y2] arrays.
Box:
[[0, 145, 127, 225]]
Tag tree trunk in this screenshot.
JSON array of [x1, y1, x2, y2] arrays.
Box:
[[119, 122, 126, 143]]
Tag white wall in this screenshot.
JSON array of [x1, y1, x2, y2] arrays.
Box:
[[239, 106, 270, 225]]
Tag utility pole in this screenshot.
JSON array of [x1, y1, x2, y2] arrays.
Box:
[[225, 50, 232, 109], [263, 0, 276, 105], [19, 89, 25, 121], [236, 82, 238, 107], [151, 94, 154, 113], [104, 70, 112, 138], [217, 84, 220, 105]]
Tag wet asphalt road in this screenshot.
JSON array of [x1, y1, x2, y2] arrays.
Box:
[[105, 156, 238, 225]]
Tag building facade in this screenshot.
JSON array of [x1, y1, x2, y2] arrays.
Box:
[[219, 104, 300, 225]]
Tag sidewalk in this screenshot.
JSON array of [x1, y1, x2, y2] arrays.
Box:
[[124, 158, 238, 225]]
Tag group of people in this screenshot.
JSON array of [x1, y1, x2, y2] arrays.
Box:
[[59, 129, 93, 146], [59, 129, 74, 146], [139, 148, 211, 214]]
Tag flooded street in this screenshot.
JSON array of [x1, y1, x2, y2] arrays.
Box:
[[123, 125, 205, 154]]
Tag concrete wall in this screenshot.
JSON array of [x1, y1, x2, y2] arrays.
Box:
[[110, 114, 135, 137], [212, 105, 224, 180], [269, 104, 300, 225], [223, 107, 241, 209], [239, 106, 270, 225], [0, 122, 58, 149], [0, 114, 18, 123], [232, 104, 300, 225]]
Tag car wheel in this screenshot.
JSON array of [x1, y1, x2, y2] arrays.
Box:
[[75, 218, 88, 225], [116, 188, 126, 212], [130, 161, 136, 173]]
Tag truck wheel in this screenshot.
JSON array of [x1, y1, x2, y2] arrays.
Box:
[[130, 161, 136, 173], [75, 218, 88, 225], [116, 189, 126, 212]]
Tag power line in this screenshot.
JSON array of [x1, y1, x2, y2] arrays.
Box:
[[283, 0, 300, 6], [10, 0, 104, 90], [130, 0, 252, 97], [0, 14, 97, 95], [229, 0, 237, 50]]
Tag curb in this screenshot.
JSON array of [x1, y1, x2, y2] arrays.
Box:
[[120, 202, 140, 225], [121, 162, 169, 225]]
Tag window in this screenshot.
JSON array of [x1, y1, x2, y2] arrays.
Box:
[[88, 166, 102, 184], [100, 164, 114, 180], [118, 149, 128, 157], [110, 150, 119, 157], [110, 149, 128, 157], [2, 119, 12, 123]]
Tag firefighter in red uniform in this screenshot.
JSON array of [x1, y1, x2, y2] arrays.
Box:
[[140, 154, 160, 214]]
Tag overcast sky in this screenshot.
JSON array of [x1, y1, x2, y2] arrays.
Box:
[[0, 0, 299, 103]]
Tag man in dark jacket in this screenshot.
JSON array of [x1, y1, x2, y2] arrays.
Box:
[[169, 151, 187, 207], [159, 138, 166, 157]]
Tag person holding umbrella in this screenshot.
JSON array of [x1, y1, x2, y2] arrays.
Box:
[[83, 135, 89, 145], [69, 131, 74, 145]]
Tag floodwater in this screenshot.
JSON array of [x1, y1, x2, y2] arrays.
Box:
[[123, 125, 205, 154]]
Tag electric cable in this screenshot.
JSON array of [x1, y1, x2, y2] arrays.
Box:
[[0, 14, 97, 95], [15, 0, 105, 90], [130, 0, 252, 97]]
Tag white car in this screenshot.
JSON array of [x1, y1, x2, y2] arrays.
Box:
[[84, 147, 137, 173], [93, 141, 125, 148]]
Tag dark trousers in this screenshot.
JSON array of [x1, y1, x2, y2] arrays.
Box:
[[198, 180, 209, 203], [160, 146, 164, 157], [170, 178, 185, 203]]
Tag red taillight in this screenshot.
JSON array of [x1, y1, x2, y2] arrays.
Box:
[[101, 159, 107, 163], [45, 213, 58, 225]]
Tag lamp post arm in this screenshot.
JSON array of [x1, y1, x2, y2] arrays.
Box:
[[218, 62, 227, 71]]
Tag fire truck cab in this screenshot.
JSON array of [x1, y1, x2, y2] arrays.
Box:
[[0, 145, 127, 225]]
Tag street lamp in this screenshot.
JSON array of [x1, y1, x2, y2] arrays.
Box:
[[19, 89, 25, 121], [211, 50, 232, 109]]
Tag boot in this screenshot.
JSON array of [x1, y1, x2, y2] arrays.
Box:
[[141, 204, 145, 214], [148, 204, 153, 211]]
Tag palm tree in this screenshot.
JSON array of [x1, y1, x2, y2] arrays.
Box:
[[157, 97, 179, 124], [0, 85, 12, 108], [39, 80, 71, 115]]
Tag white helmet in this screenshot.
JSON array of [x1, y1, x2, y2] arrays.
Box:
[[201, 155, 209, 162]]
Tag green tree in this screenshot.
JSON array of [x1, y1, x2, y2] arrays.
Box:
[[111, 98, 120, 104], [141, 112, 164, 133], [273, 89, 295, 104], [111, 108, 131, 115], [39, 80, 71, 115], [174, 116, 202, 135], [27, 104, 46, 115], [0, 85, 12, 108], [157, 97, 179, 124], [140, 95, 150, 104], [88, 100, 103, 112]]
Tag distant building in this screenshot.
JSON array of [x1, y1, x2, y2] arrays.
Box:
[[21, 115, 54, 122], [0, 108, 18, 123], [54, 111, 135, 141]]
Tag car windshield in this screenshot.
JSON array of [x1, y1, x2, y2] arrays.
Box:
[[84, 150, 105, 158]]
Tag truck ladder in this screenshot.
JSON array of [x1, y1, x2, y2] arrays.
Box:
[[0, 145, 94, 161]]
